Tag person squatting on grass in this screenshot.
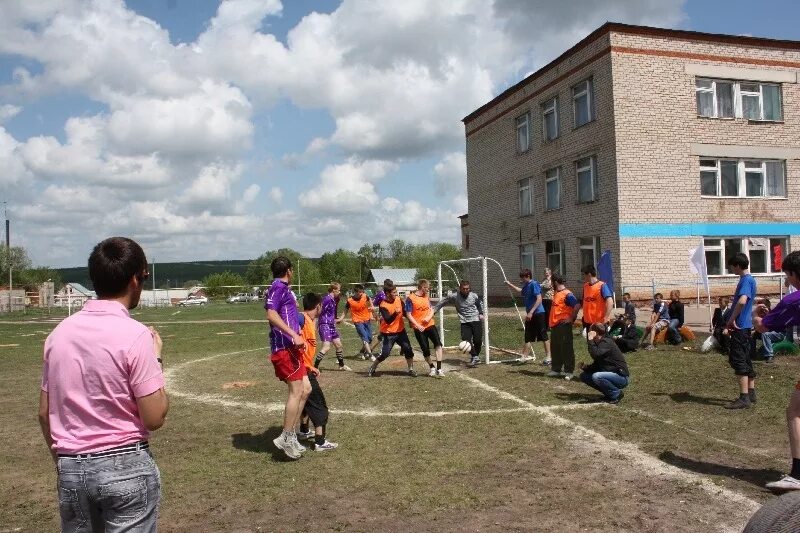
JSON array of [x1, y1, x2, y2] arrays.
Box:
[[297, 293, 339, 452], [345, 284, 375, 360], [724, 252, 758, 410], [430, 279, 484, 367], [266, 256, 312, 460], [406, 279, 445, 377], [315, 282, 351, 371], [505, 269, 549, 363], [579, 322, 630, 404], [755, 251, 800, 490], [368, 283, 418, 377], [548, 272, 578, 380], [640, 293, 671, 351], [39, 237, 169, 532]]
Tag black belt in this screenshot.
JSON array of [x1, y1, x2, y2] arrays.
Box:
[[58, 441, 149, 459]]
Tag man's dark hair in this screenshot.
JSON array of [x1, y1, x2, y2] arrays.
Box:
[[727, 252, 749, 270], [302, 292, 321, 311], [551, 273, 565, 285], [460, 280, 471, 288], [88, 237, 148, 298], [589, 322, 607, 335], [354, 284, 364, 291], [383, 279, 395, 292], [782, 251, 800, 279], [654, 293, 663, 299], [271, 256, 292, 278], [623, 292, 631, 298], [519, 269, 532, 279], [581, 264, 596, 276]]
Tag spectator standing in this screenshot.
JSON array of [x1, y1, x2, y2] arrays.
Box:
[[548, 273, 579, 379]]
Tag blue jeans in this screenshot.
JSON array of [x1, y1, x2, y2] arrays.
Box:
[[580, 371, 629, 400], [57, 448, 161, 532], [760, 331, 785, 358], [354, 321, 372, 343], [667, 319, 682, 344]]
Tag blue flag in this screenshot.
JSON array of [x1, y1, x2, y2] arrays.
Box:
[[597, 250, 614, 293]]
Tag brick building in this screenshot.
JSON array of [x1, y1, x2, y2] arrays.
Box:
[[462, 22, 800, 300]]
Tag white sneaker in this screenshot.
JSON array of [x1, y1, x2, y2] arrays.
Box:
[[766, 475, 800, 490], [429, 367, 437, 377], [436, 369, 445, 378], [291, 437, 306, 453], [520, 354, 536, 363], [297, 429, 315, 440], [546, 370, 561, 377], [273, 434, 301, 460], [314, 440, 339, 452], [337, 364, 352, 371], [563, 373, 574, 381]]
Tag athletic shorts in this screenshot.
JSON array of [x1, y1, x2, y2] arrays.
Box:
[[270, 347, 307, 382], [380, 330, 414, 359], [413, 326, 442, 357], [302, 373, 329, 428], [354, 321, 373, 343], [525, 313, 548, 342], [653, 319, 669, 332], [319, 323, 340, 342], [728, 328, 756, 378]]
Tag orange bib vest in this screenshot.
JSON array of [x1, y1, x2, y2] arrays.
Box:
[[582, 280, 608, 324], [379, 298, 404, 334], [406, 292, 434, 327], [549, 288, 575, 328], [347, 295, 372, 323], [300, 312, 317, 369]]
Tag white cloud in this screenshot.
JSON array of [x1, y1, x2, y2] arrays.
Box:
[[298, 158, 397, 214], [268, 186, 283, 203], [181, 162, 244, 209], [243, 184, 261, 203], [0, 104, 21, 124]]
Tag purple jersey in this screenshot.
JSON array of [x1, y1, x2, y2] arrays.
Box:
[[319, 293, 338, 327], [265, 279, 299, 353], [372, 291, 386, 307], [762, 290, 800, 332]]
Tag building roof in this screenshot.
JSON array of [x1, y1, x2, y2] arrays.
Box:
[[462, 22, 800, 125], [368, 268, 418, 284], [66, 283, 96, 297]]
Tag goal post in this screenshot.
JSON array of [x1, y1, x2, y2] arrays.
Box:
[[436, 256, 528, 364]]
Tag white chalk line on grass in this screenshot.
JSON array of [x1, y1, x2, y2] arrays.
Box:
[[454, 372, 760, 532]]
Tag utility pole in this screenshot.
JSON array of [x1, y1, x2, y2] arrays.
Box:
[[152, 258, 156, 307], [4, 202, 10, 313]]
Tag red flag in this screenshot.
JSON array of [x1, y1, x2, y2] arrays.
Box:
[[773, 244, 783, 271]]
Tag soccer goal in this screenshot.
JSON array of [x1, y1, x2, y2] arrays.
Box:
[[436, 256, 529, 364]]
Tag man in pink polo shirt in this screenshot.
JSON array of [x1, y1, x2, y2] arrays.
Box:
[[39, 237, 168, 532]]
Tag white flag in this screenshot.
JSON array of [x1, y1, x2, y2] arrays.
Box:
[[689, 239, 709, 296]]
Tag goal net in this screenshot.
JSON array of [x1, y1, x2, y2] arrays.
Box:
[[436, 256, 530, 364]]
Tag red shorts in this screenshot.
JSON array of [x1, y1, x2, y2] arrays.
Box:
[[270, 348, 307, 382]]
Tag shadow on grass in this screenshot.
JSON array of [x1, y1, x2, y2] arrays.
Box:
[[652, 391, 731, 406], [553, 392, 605, 403], [359, 370, 422, 378], [659, 450, 783, 489], [231, 427, 293, 462], [515, 369, 549, 378]]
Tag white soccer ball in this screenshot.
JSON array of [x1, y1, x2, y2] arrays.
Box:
[[458, 340, 472, 354]]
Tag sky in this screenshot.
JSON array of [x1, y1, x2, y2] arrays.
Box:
[[1, 0, 799, 268]]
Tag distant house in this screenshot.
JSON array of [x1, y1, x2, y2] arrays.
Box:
[[366, 268, 418, 296], [54, 283, 96, 308]]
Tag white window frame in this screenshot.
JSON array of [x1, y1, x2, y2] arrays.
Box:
[[578, 237, 600, 269], [699, 158, 786, 198], [576, 156, 597, 203], [545, 167, 561, 211], [546, 240, 565, 276], [518, 177, 533, 216], [696, 78, 782, 121], [572, 78, 594, 128], [520, 244, 535, 273], [704, 237, 789, 276], [542, 96, 559, 141], [516, 112, 530, 153]]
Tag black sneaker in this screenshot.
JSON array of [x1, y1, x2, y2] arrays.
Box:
[[764, 357, 774, 364], [608, 391, 624, 405], [749, 389, 758, 404], [407, 368, 418, 377], [367, 366, 377, 377], [724, 397, 751, 409]]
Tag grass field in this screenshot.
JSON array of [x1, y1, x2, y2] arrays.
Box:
[[1, 302, 795, 532]]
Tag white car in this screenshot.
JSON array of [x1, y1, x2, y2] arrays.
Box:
[[178, 295, 208, 306], [226, 293, 256, 303]]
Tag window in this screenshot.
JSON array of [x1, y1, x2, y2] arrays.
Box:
[[546, 240, 565, 276], [699, 158, 786, 198], [545, 167, 561, 210], [542, 97, 559, 141], [520, 244, 534, 273], [696, 78, 782, 121], [516, 113, 530, 152], [576, 156, 597, 203], [572, 79, 594, 127], [704, 237, 788, 276], [518, 177, 533, 216], [578, 237, 600, 269]]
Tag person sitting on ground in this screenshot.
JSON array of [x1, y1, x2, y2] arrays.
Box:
[[623, 292, 636, 323], [613, 315, 640, 353], [667, 290, 685, 345], [753, 251, 800, 490], [754, 297, 784, 363], [579, 323, 630, 404], [640, 293, 670, 350], [707, 296, 732, 353]]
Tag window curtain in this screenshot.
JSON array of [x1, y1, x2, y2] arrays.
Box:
[[766, 161, 785, 196]]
